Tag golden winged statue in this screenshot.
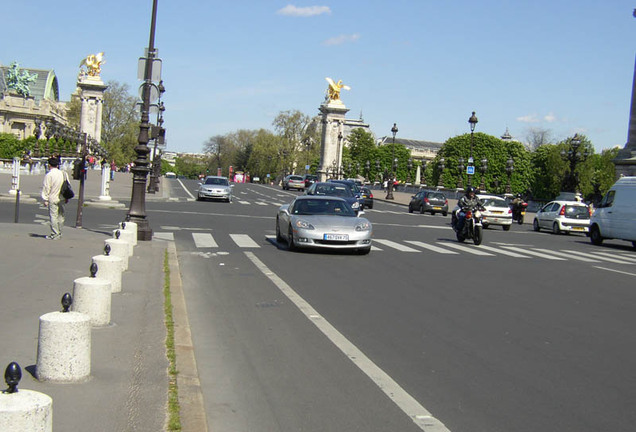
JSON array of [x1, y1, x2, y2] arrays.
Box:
[[79, 52, 105, 77], [325, 77, 350, 102]]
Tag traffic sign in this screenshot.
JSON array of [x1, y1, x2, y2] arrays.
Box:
[[466, 166, 475, 175]]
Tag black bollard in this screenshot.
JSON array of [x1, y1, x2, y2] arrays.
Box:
[[61, 293, 73, 312], [104, 244, 111, 256], [4, 361, 22, 393], [115, 230, 121, 240], [90, 262, 98, 278]]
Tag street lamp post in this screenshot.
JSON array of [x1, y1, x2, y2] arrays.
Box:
[[437, 157, 445, 188], [127, 0, 159, 241], [407, 158, 413, 184], [457, 157, 465, 190], [505, 157, 514, 194], [365, 160, 370, 183], [468, 111, 478, 187], [375, 159, 381, 183], [560, 134, 588, 193], [386, 123, 398, 199], [479, 157, 488, 191]]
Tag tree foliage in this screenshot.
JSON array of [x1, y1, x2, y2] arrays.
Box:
[[101, 80, 139, 166]]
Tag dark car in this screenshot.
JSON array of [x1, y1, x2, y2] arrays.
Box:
[[360, 186, 374, 209], [306, 182, 361, 212], [328, 179, 364, 209], [408, 190, 448, 216], [303, 174, 318, 188]]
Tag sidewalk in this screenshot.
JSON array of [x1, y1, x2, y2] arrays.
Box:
[[0, 174, 171, 430]]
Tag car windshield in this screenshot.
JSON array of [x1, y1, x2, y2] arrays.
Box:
[[289, 176, 303, 181], [204, 178, 229, 186], [292, 199, 356, 217], [564, 205, 590, 219], [314, 184, 354, 197], [483, 199, 508, 208]]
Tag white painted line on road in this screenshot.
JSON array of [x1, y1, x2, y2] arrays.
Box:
[[594, 266, 636, 277], [238, 200, 250, 204], [590, 251, 636, 263], [500, 246, 566, 260], [230, 234, 260, 248], [192, 233, 218, 248], [475, 245, 531, 258], [255, 201, 268, 206], [374, 239, 420, 252], [153, 232, 175, 241], [531, 248, 599, 262], [244, 252, 451, 432], [177, 178, 196, 199], [405, 241, 459, 254], [437, 242, 495, 256], [562, 249, 634, 265]]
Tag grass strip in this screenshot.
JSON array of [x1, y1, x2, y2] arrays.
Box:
[[164, 249, 182, 431]]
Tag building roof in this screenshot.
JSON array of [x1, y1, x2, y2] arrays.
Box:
[[377, 136, 443, 152], [0, 65, 60, 102]]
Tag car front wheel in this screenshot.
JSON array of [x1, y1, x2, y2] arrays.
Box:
[[287, 225, 296, 251], [533, 219, 540, 232], [590, 225, 603, 246]]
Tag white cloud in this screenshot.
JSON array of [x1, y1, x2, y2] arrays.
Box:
[[516, 114, 539, 123], [322, 33, 361, 46], [277, 5, 331, 17], [543, 112, 557, 123]]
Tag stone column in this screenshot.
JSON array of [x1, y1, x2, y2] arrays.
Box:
[[77, 76, 107, 142], [614, 55, 636, 178], [318, 101, 349, 182]]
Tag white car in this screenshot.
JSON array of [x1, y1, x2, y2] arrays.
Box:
[[196, 176, 233, 202], [477, 194, 512, 230], [533, 200, 591, 234]]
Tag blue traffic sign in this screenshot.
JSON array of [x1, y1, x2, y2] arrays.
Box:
[[466, 166, 475, 175]]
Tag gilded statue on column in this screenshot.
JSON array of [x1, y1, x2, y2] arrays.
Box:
[[79, 52, 105, 77], [325, 77, 350, 103]]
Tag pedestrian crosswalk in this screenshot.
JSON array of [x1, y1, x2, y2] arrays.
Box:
[[154, 230, 636, 265]]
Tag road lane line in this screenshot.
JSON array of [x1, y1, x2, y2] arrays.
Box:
[[405, 241, 459, 254], [594, 266, 636, 277], [177, 178, 196, 199], [437, 242, 495, 256], [153, 232, 175, 241], [374, 239, 421, 252], [475, 245, 531, 258], [245, 252, 451, 432], [531, 248, 600, 262], [562, 249, 634, 265], [230, 234, 260, 248], [590, 251, 636, 263], [192, 233, 218, 248], [499, 246, 566, 260]]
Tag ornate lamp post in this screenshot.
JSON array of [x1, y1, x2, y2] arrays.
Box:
[[127, 0, 160, 241], [375, 159, 381, 183], [560, 133, 588, 193], [505, 157, 514, 194], [365, 160, 370, 183], [468, 111, 478, 187], [457, 157, 465, 189], [407, 158, 413, 184], [437, 157, 445, 188], [386, 123, 398, 199], [479, 157, 488, 191]]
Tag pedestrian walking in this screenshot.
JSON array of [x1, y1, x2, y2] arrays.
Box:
[[41, 157, 66, 240]]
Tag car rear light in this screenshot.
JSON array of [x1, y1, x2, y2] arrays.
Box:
[[424, 198, 430, 204], [369, 192, 373, 198], [507, 208, 512, 214], [559, 205, 566, 216], [588, 207, 592, 217], [444, 199, 448, 205]]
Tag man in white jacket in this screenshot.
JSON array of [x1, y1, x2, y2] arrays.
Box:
[[41, 157, 66, 239]]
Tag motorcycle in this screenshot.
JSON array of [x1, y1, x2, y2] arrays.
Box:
[[511, 200, 528, 225], [451, 205, 485, 245]]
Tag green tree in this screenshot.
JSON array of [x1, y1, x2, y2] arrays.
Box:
[[101, 80, 139, 166], [346, 128, 378, 180]]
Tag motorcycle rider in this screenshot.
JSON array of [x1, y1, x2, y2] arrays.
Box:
[[511, 193, 525, 218], [455, 186, 483, 233]]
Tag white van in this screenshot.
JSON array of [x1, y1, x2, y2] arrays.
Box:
[[589, 176, 636, 248]]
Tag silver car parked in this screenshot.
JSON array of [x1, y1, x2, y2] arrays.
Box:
[[275, 195, 372, 254], [196, 176, 233, 202]]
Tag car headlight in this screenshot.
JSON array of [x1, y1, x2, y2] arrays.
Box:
[[351, 201, 360, 209], [355, 221, 371, 231], [294, 219, 315, 230]]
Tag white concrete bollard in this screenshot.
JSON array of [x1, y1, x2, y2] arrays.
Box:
[[104, 238, 130, 270], [92, 253, 123, 293], [36, 311, 91, 382], [0, 390, 53, 432], [112, 229, 134, 256], [72, 264, 112, 327], [120, 221, 138, 246]]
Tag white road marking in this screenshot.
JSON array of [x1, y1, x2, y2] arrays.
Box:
[[532, 248, 600, 262], [230, 234, 260, 248], [255, 201, 268, 206], [153, 232, 174, 241], [177, 178, 196, 199], [192, 233, 218, 248], [590, 251, 636, 263], [437, 242, 495, 256], [562, 249, 634, 265], [244, 252, 451, 432], [238, 200, 250, 205], [499, 246, 566, 260], [475, 245, 531, 258], [405, 241, 459, 254], [594, 266, 636, 277], [374, 239, 420, 252]]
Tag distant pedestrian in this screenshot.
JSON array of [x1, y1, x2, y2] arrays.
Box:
[[41, 157, 66, 240], [110, 160, 116, 181]]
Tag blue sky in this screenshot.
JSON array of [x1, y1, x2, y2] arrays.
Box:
[[3, 1, 635, 154]]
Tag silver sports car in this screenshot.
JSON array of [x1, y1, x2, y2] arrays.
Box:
[[275, 195, 373, 254]]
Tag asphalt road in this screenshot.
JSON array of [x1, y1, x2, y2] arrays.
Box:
[[158, 180, 636, 432], [5, 177, 635, 432]]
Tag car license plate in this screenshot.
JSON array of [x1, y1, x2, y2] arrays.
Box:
[[492, 211, 503, 214], [433, 206, 442, 210], [324, 233, 349, 241], [572, 227, 584, 231]]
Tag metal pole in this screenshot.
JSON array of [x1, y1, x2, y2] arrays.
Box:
[[75, 134, 87, 228]]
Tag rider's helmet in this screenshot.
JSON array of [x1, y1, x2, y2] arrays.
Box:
[[465, 186, 476, 196], [516, 193, 522, 199]]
